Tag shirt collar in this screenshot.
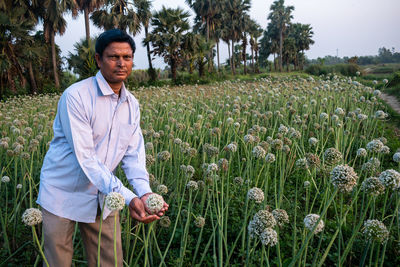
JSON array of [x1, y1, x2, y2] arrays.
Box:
[[95, 71, 128, 102]]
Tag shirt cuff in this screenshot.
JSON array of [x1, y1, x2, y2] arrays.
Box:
[[133, 181, 152, 198], [120, 186, 137, 206]]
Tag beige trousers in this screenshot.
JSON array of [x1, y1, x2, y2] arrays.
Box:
[[42, 208, 123, 267]]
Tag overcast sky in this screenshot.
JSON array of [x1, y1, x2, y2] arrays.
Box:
[[56, 0, 400, 69]]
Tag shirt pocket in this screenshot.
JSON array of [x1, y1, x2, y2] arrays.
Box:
[[118, 123, 136, 151]]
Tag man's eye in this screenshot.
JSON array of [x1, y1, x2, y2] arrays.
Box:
[[109, 56, 119, 60], [123, 55, 132, 60]]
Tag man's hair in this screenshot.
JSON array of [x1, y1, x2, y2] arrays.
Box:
[[95, 29, 136, 57]]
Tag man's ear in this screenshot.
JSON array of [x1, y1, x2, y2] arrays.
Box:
[[94, 53, 101, 69]]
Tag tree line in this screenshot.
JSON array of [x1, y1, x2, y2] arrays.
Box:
[[0, 0, 314, 99], [307, 47, 400, 66]]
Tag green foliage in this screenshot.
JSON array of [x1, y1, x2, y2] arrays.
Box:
[[67, 37, 98, 80], [305, 63, 361, 77]]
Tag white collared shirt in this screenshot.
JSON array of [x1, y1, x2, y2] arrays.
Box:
[[37, 71, 151, 223]]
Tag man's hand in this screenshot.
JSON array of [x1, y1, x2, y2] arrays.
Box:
[[128, 197, 159, 224], [141, 193, 169, 217]]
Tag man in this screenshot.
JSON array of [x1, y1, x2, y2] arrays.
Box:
[[36, 29, 168, 267]]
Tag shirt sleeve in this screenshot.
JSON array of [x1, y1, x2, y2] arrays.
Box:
[[59, 91, 136, 206], [121, 101, 152, 197]]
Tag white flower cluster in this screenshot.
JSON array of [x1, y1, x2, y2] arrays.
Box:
[[248, 210, 277, 246], [159, 216, 171, 228], [308, 137, 319, 146], [272, 209, 289, 227], [105, 192, 125, 211], [145, 193, 164, 214], [194, 216, 206, 228], [379, 169, 400, 190], [296, 158, 309, 170], [278, 124, 288, 135], [265, 153, 276, 163], [363, 219, 389, 244], [335, 107, 345, 116], [362, 157, 381, 173], [186, 180, 199, 191], [374, 110, 388, 120], [366, 139, 384, 153], [324, 148, 343, 165], [1, 176, 10, 183], [260, 227, 278, 247], [225, 142, 238, 153], [157, 151, 171, 161], [330, 164, 358, 193], [252, 145, 266, 159], [304, 214, 324, 234], [357, 148, 367, 157], [393, 152, 400, 163], [157, 184, 168, 195], [22, 208, 43, 226], [247, 187, 264, 203], [361, 177, 385, 196]]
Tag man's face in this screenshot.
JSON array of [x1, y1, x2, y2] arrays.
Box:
[[95, 42, 133, 88]]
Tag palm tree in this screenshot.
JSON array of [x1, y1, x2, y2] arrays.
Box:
[[268, 0, 294, 72], [248, 20, 262, 73], [43, 0, 77, 89], [91, 0, 140, 34], [146, 6, 190, 82], [134, 0, 156, 81], [223, 0, 251, 75], [186, 0, 222, 72], [67, 37, 97, 79], [75, 0, 105, 44]]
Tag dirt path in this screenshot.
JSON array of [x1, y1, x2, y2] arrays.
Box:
[[380, 92, 400, 113]]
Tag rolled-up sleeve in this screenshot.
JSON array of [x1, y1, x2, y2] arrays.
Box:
[[121, 102, 152, 198], [59, 91, 136, 205]]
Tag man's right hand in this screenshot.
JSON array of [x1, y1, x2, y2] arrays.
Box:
[[129, 197, 159, 224]]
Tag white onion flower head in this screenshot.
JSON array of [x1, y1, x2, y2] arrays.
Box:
[[393, 152, 400, 163], [22, 208, 43, 226], [324, 148, 343, 165], [330, 164, 358, 193], [226, 143, 238, 153], [366, 139, 384, 153], [265, 153, 276, 163], [247, 187, 264, 203], [379, 169, 400, 190], [278, 124, 288, 135], [363, 219, 389, 244], [308, 137, 318, 146], [186, 180, 199, 191], [379, 146, 390, 154], [357, 148, 367, 157], [374, 110, 387, 119], [252, 145, 266, 159], [320, 112, 329, 120], [16, 183, 22, 189], [260, 228, 278, 247], [145, 193, 164, 214], [335, 108, 345, 116], [361, 177, 385, 196], [272, 209, 289, 227], [248, 210, 276, 238], [194, 216, 206, 228], [304, 214, 324, 234], [105, 192, 125, 211], [1, 176, 10, 183], [157, 184, 168, 195], [159, 216, 171, 228], [373, 90, 381, 97], [296, 158, 309, 170]]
